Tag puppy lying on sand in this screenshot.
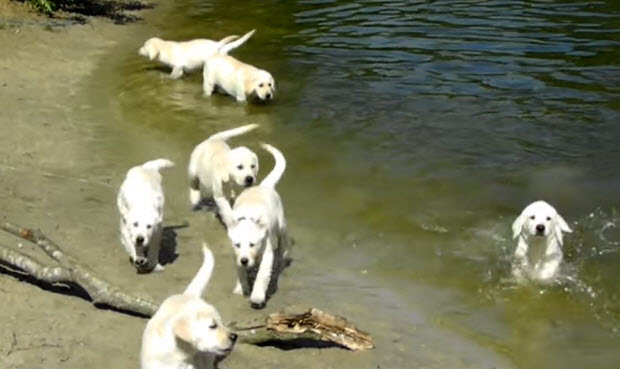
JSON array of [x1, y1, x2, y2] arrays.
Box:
[[188, 124, 259, 210], [511, 200, 572, 282], [139, 29, 255, 79], [117, 158, 174, 273], [215, 144, 289, 309], [203, 52, 275, 103], [141, 244, 237, 369]]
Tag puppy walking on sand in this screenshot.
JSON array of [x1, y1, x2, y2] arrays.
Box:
[[117, 158, 174, 273]]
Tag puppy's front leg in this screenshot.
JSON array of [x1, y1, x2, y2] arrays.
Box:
[[512, 239, 530, 281], [169, 66, 183, 79], [234, 265, 250, 296], [537, 245, 562, 281], [250, 238, 274, 309]]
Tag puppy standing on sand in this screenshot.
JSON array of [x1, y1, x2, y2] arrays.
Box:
[[141, 244, 237, 369], [139, 29, 255, 79], [511, 200, 573, 282], [117, 158, 174, 273], [188, 124, 259, 210], [203, 49, 275, 103], [215, 144, 288, 309]]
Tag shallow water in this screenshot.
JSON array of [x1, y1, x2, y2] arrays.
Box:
[[81, 0, 619, 368]]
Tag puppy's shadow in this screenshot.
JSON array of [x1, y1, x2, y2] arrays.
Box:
[[159, 222, 189, 266], [264, 237, 296, 303]]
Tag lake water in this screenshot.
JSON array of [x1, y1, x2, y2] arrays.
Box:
[[84, 0, 620, 368]]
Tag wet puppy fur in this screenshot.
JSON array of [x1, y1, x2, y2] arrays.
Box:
[[202, 51, 275, 103], [511, 200, 572, 282], [139, 29, 255, 79], [141, 245, 237, 369], [117, 159, 174, 273], [188, 124, 259, 212], [215, 143, 289, 309]]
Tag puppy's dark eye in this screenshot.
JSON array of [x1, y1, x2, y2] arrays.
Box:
[[268, 83, 272, 87], [146, 224, 152, 229], [237, 165, 243, 170], [529, 215, 535, 220], [209, 322, 218, 329], [546, 216, 551, 221], [234, 243, 240, 248], [249, 243, 255, 248], [251, 164, 255, 169], [259, 83, 264, 88], [133, 222, 139, 227]]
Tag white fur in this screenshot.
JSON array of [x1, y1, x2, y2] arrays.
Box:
[[141, 245, 237, 369], [139, 30, 255, 79], [188, 124, 259, 209], [511, 200, 572, 282], [202, 53, 275, 103], [117, 158, 174, 273], [215, 144, 288, 309]]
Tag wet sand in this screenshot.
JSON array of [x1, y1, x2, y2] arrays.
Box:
[[0, 2, 519, 368]]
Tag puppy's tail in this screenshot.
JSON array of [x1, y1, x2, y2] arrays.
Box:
[[218, 29, 256, 55], [259, 143, 286, 188], [208, 123, 259, 142], [184, 244, 215, 297], [141, 158, 175, 172]]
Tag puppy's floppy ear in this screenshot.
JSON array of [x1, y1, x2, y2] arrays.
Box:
[[556, 214, 572, 234], [552, 213, 572, 245], [172, 316, 194, 343], [512, 213, 525, 239]]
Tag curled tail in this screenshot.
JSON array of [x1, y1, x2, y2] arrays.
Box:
[[260, 143, 286, 188], [208, 123, 259, 142], [141, 158, 175, 172], [184, 244, 214, 297], [218, 29, 256, 55]]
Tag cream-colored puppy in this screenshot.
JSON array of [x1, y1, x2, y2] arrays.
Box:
[[139, 29, 255, 79], [511, 200, 572, 282], [203, 53, 275, 103], [117, 158, 174, 273], [188, 124, 259, 210], [141, 244, 237, 369], [215, 144, 288, 309]]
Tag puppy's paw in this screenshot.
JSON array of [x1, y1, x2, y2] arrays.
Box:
[[233, 283, 243, 295], [153, 264, 165, 272]]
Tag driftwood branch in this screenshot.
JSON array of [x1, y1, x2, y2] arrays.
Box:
[[230, 306, 374, 350], [0, 220, 374, 350], [0, 220, 158, 317]]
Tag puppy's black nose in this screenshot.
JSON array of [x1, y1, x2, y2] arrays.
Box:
[[266, 93, 272, 99], [240, 257, 248, 266], [536, 224, 545, 233], [245, 176, 254, 186], [136, 236, 145, 245], [230, 333, 238, 342]]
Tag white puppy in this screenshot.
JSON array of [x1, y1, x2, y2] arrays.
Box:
[[117, 158, 174, 273], [203, 53, 275, 103], [188, 124, 259, 210], [511, 200, 572, 282], [139, 29, 255, 79], [215, 144, 288, 309], [141, 244, 237, 369]]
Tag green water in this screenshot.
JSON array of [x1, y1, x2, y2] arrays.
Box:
[[82, 0, 620, 367]]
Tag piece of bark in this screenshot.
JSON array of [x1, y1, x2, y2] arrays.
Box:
[[231, 306, 375, 350]]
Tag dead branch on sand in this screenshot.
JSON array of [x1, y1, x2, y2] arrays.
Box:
[[0, 220, 158, 317], [230, 306, 374, 351], [0, 220, 374, 350]]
